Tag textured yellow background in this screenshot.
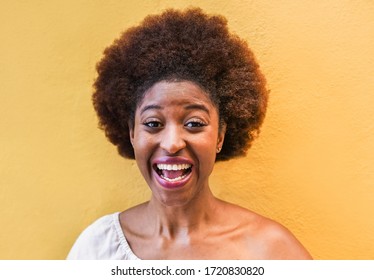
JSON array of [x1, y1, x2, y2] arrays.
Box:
[[1, 0, 373, 259]]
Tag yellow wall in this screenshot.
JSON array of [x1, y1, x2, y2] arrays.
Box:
[[1, 0, 373, 259]]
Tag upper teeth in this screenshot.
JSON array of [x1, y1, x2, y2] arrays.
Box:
[[157, 164, 191, 170]]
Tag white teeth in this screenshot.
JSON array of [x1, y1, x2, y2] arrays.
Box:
[[160, 173, 189, 182], [156, 163, 191, 170], [156, 163, 192, 182]]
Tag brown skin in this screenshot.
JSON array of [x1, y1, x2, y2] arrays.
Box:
[[119, 80, 312, 260]]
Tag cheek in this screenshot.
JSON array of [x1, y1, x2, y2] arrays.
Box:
[[193, 135, 217, 168], [132, 129, 152, 158], [132, 134, 154, 180]]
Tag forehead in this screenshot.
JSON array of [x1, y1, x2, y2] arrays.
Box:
[[138, 80, 215, 110]]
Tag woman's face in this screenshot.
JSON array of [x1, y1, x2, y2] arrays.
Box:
[[130, 80, 225, 206]]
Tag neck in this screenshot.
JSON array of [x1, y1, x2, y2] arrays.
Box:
[[146, 187, 219, 240]]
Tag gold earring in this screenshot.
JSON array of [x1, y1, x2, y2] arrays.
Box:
[[216, 147, 222, 153]]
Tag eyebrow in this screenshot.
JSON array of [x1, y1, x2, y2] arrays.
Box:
[[140, 104, 163, 114], [140, 103, 210, 115], [184, 104, 210, 115]]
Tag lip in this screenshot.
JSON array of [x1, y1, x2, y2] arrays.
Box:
[[152, 156, 194, 189], [152, 156, 194, 166]]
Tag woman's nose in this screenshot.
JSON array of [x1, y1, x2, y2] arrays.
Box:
[[159, 125, 186, 154]]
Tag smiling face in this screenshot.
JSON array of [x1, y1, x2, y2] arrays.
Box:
[[129, 80, 225, 206]]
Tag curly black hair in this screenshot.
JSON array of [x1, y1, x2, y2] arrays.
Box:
[[93, 8, 268, 161]]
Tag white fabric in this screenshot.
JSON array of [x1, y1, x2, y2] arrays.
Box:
[[67, 212, 140, 260]]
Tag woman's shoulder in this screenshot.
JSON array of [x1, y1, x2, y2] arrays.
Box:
[[250, 216, 312, 259], [220, 201, 312, 259], [67, 212, 139, 260], [67, 213, 116, 259], [74, 213, 118, 239]]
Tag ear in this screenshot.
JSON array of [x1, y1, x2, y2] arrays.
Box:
[[128, 121, 135, 147], [217, 122, 226, 151]]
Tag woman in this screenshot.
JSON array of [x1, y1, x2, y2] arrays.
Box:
[[68, 8, 312, 259]]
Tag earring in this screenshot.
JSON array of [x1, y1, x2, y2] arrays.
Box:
[[216, 147, 222, 153]]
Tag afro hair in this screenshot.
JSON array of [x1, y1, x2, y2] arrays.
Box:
[[93, 7, 268, 161]]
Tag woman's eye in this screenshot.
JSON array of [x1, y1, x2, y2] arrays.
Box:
[[185, 121, 206, 128], [144, 121, 162, 128]]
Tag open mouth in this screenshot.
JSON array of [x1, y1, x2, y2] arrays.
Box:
[[154, 163, 192, 182]]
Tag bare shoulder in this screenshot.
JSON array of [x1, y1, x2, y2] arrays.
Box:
[[252, 216, 312, 259], [219, 201, 312, 260]]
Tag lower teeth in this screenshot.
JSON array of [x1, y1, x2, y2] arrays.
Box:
[[161, 173, 188, 182]]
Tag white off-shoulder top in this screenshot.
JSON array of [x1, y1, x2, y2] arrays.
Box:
[[67, 212, 140, 260]]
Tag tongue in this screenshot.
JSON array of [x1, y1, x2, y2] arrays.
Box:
[[162, 170, 185, 179]]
